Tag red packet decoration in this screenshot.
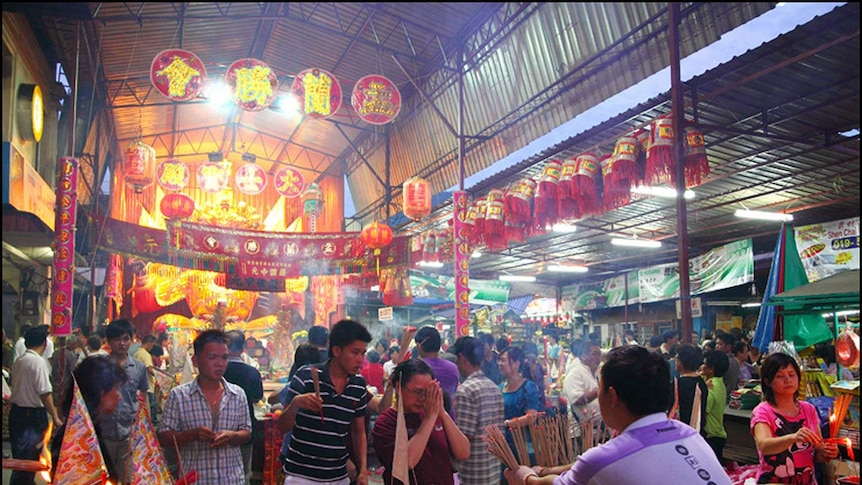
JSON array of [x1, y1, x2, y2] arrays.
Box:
[[157, 158, 190, 192], [151, 49, 207, 101], [274, 166, 306, 198], [226, 58, 278, 111], [292, 68, 342, 119], [351, 75, 402, 124]]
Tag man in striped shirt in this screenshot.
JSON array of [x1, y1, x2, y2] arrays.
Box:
[[452, 336, 505, 485], [278, 319, 373, 485]]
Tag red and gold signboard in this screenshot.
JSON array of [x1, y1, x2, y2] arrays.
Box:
[[291, 68, 342, 119], [351, 74, 401, 125], [197, 162, 229, 193], [226, 58, 278, 111], [150, 49, 207, 101], [51, 157, 79, 336], [274, 166, 305, 198], [452, 190, 471, 337], [156, 159, 190, 192], [235, 163, 267, 195]]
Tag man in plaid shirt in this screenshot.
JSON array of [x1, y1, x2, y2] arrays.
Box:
[[452, 336, 505, 485]]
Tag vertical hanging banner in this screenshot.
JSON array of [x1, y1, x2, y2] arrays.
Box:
[[453, 191, 471, 337], [351, 75, 402, 125], [291, 68, 342, 119], [150, 49, 208, 101], [227, 58, 278, 111], [51, 157, 78, 337]]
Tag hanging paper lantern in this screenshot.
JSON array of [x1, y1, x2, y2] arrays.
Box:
[[226, 58, 278, 111], [156, 158, 190, 192], [504, 178, 535, 243], [605, 133, 641, 210], [484, 190, 507, 251], [352, 74, 402, 125], [302, 182, 324, 218], [558, 156, 580, 221], [571, 153, 601, 217], [361, 221, 394, 275], [534, 159, 562, 230], [291, 67, 343, 119], [124, 141, 156, 193], [235, 163, 267, 195], [160, 193, 196, 220], [403, 176, 432, 221], [274, 166, 306, 198], [197, 162, 229, 193], [645, 116, 674, 185], [683, 126, 710, 187], [150, 49, 208, 101]]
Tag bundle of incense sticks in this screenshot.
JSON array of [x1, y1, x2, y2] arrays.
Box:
[[830, 392, 853, 438], [507, 416, 531, 465], [484, 424, 519, 470], [311, 366, 325, 423]]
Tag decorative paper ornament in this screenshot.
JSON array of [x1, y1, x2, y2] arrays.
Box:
[[361, 221, 394, 274], [646, 116, 674, 185], [504, 178, 535, 243], [571, 153, 601, 217], [160, 193, 195, 220], [274, 166, 306, 198], [292, 67, 343, 119], [463, 200, 480, 249], [352, 74, 402, 124], [381, 266, 413, 307], [197, 162, 229, 193], [483, 189, 507, 252], [558, 156, 580, 221], [534, 159, 562, 230], [150, 49, 207, 101], [235, 162, 267, 195], [421, 232, 438, 262], [402, 176, 432, 221], [156, 159, 190, 192], [302, 182, 325, 232], [605, 133, 641, 209], [472, 197, 487, 248], [226, 58, 278, 111], [124, 141, 156, 193], [683, 126, 710, 187]]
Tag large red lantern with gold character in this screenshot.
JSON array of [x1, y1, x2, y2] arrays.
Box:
[[160, 193, 196, 220], [361, 221, 394, 275], [124, 141, 156, 193], [403, 176, 432, 221]]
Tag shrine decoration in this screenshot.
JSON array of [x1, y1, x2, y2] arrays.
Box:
[[104, 253, 124, 317], [571, 152, 601, 217], [268, 305, 296, 371], [351, 74, 402, 124], [156, 158, 190, 192], [160, 193, 195, 220], [150, 49, 207, 102], [504, 178, 536, 243], [226, 58, 278, 111], [453, 190, 471, 337], [312, 275, 340, 327], [51, 157, 78, 337], [274, 166, 306, 198], [402, 176, 432, 221], [124, 140, 156, 194], [197, 161, 230, 193], [421, 231, 438, 262], [558, 156, 580, 221], [534, 159, 562, 230], [604, 133, 642, 210], [235, 162, 268, 195], [472, 197, 487, 249], [483, 189, 507, 251], [302, 182, 325, 232], [683, 125, 710, 187], [361, 220, 394, 275], [291, 67, 343, 119], [193, 197, 261, 230], [380, 266, 413, 307], [645, 116, 675, 185]]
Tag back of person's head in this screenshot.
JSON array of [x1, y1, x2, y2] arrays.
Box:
[[193, 329, 229, 355], [307, 325, 330, 348], [732, 340, 749, 356], [496, 336, 511, 353], [414, 326, 442, 353], [105, 319, 135, 340], [390, 358, 435, 386], [601, 345, 672, 416], [87, 335, 102, 351], [452, 336, 483, 367], [157, 332, 170, 345], [813, 343, 837, 365], [477, 332, 495, 349], [729, 327, 744, 342], [569, 338, 586, 356], [523, 340, 539, 357], [24, 325, 49, 348], [225, 330, 246, 354], [675, 343, 703, 372], [66, 355, 128, 420], [648, 334, 664, 349], [19, 324, 32, 338], [701, 339, 716, 351], [150, 345, 164, 358], [329, 319, 371, 354], [366, 349, 381, 364], [703, 349, 730, 378], [141, 335, 156, 346], [760, 352, 802, 404], [624, 330, 635, 339], [500, 346, 526, 376], [289, 343, 323, 379], [662, 329, 680, 343]]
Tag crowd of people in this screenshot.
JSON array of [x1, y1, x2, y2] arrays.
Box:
[[2, 319, 857, 485]]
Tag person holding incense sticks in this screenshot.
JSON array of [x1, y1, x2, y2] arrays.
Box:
[[371, 358, 470, 485], [504, 345, 730, 485], [751, 352, 839, 485]]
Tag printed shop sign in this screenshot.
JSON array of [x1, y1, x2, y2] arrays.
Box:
[[562, 271, 638, 311], [794, 217, 859, 282]]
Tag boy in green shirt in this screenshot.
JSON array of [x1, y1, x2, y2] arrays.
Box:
[[702, 349, 730, 466]]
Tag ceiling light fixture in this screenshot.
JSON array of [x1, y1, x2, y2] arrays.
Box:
[[547, 264, 588, 273], [611, 237, 662, 248], [631, 185, 695, 200], [418, 260, 444, 268], [552, 222, 577, 233], [471, 251, 482, 258], [498, 274, 536, 282], [741, 302, 761, 308], [734, 209, 793, 222]]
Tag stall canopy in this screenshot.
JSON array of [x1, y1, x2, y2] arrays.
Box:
[[768, 269, 860, 314]]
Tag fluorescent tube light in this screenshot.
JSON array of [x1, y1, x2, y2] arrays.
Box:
[[734, 209, 793, 222], [631, 185, 695, 200], [611, 238, 662, 248], [741, 302, 761, 308], [552, 223, 577, 233], [370, 285, 380, 292], [418, 260, 444, 268], [471, 251, 482, 258], [547, 264, 588, 273], [498, 275, 536, 282]]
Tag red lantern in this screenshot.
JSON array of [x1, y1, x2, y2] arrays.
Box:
[[403, 176, 432, 221], [361, 221, 394, 275], [160, 193, 196, 220], [124, 141, 156, 193]]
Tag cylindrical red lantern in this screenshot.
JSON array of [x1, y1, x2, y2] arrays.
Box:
[[124, 141, 156, 193], [160, 193, 196, 220], [684, 126, 710, 187], [483, 189, 507, 252], [646, 116, 675, 186], [403, 176, 432, 221], [572, 153, 601, 217]]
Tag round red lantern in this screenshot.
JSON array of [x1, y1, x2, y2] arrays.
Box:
[[124, 140, 156, 193], [361, 221, 393, 275], [402, 176, 432, 221], [160, 193, 196, 220]]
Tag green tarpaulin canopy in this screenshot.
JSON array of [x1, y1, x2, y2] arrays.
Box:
[[767, 269, 860, 314]]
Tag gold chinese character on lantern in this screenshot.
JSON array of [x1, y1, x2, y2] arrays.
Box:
[[227, 58, 278, 111], [352, 75, 401, 125], [151, 49, 207, 101], [292, 68, 342, 120]]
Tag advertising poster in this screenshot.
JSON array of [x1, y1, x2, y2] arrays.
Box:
[[794, 217, 859, 282]]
